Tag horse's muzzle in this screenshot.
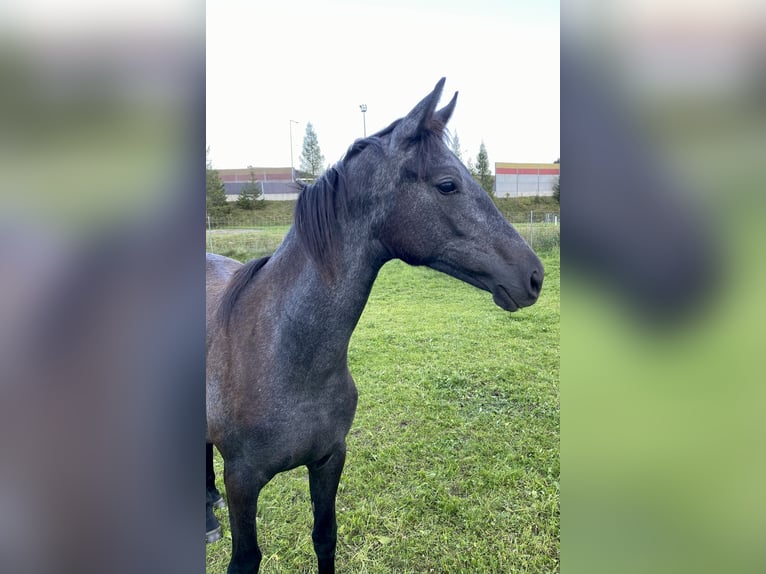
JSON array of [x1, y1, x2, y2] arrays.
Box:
[[493, 260, 544, 312]]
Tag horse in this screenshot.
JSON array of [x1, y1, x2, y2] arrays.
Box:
[[206, 78, 544, 574], [560, 48, 716, 322]]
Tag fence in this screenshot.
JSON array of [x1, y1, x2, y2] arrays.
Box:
[[206, 210, 559, 257], [206, 212, 294, 229], [498, 210, 561, 252]]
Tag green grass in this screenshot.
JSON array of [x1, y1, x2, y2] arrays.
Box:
[[206, 226, 291, 260], [206, 224, 558, 260], [206, 232, 559, 573], [563, 199, 765, 574], [207, 201, 297, 228], [207, 197, 560, 232], [493, 196, 560, 220]]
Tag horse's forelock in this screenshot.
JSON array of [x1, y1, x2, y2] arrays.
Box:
[[404, 119, 450, 181]]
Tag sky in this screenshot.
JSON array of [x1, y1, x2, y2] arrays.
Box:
[[206, 0, 559, 170]]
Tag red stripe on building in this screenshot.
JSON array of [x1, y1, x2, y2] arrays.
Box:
[[496, 167, 560, 175]]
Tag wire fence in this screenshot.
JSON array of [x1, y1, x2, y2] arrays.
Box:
[[206, 210, 559, 258], [499, 210, 561, 252], [206, 213, 294, 229]]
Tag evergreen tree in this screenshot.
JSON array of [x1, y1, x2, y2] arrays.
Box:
[[206, 147, 229, 217], [552, 157, 560, 203], [236, 166, 263, 210], [467, 156, 477, 178], [299, 122, 325, 179], [449, 130, 463, 162], [474, 141, 494, 197]]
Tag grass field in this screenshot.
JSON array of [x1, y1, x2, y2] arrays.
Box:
[[206, 226, 291, 260], [205, 231, 560, 573], [207, 197, 560, 255], [207, 223, 558, 260]]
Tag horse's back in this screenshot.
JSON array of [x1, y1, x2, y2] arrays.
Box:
[[206, 252, 242, 327], [206, 252, 242, 287], [206, 253, 244, 441]]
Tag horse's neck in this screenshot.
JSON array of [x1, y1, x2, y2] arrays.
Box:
[[269, 228, 385, 360]]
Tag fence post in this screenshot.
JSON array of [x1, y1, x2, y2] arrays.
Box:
[[530, 210, 534, 248]]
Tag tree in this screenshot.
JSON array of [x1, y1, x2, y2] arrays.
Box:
[[552, 157, 560, 203], [449, 130, 463, 162], [299, 122, 325, 179], [474, 141, 494, 197], [236, 166, 264, 210], [206, 147, 229, 217], [467, 156, 477, 178]]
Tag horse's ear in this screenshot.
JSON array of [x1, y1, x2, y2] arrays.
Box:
[[434, 91, 458, 127], [392, 77, 446, 142]]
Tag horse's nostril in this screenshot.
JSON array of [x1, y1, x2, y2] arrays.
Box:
[[530, 269, 543, 298]]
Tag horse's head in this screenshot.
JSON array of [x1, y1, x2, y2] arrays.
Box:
[[365, 78, 544, 311]]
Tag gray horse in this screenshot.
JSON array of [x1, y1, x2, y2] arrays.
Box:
[[206, 78, 543, 574]]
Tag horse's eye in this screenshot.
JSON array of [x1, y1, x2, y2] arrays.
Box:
[[436, 181, 457, 195]]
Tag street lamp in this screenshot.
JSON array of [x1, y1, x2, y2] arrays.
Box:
[[359, 104, 367, 137], [289, 119, 299, 182]]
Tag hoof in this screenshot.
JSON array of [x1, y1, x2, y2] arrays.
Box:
[[211, 494, 226, 510], [206, 525, 222, 544]]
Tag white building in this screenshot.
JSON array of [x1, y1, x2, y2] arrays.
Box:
[[495, 162, 560, 197]]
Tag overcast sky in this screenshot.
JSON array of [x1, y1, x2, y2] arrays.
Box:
[[206, 0, 559, 170]]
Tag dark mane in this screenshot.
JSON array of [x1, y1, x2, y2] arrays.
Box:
[[217, 255, 271, 330], [293, 126, 392, 280], [217, 127, 401, 325], [293, 116, 448, 280], [294, 165, 348, 281]]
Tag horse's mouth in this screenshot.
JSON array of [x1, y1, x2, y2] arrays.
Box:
[[492, 285, 520, 312]]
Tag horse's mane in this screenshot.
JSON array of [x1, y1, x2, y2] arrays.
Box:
[[216, 255, 271, 330], [216, 115, 449, 327], [294, 117, 447, 279], [293, 124, 389, 280]]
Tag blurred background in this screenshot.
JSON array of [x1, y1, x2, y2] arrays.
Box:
[[0, 2, 204, 573], [562, 1, 765, 573]]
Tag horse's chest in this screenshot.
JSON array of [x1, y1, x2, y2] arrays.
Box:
[[294, 378, 357, 436], [267, 378, 357, 469]]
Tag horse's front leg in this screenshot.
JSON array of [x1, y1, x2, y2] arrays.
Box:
[[207, 442, 226, 509], [308, 444, 347, 574], [207, 442, 223, 543], [224, 459, 268, 574]]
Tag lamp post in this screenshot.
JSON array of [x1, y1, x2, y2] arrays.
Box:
[[359, 104, 367, 137], [289, 119, 299, 182]]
